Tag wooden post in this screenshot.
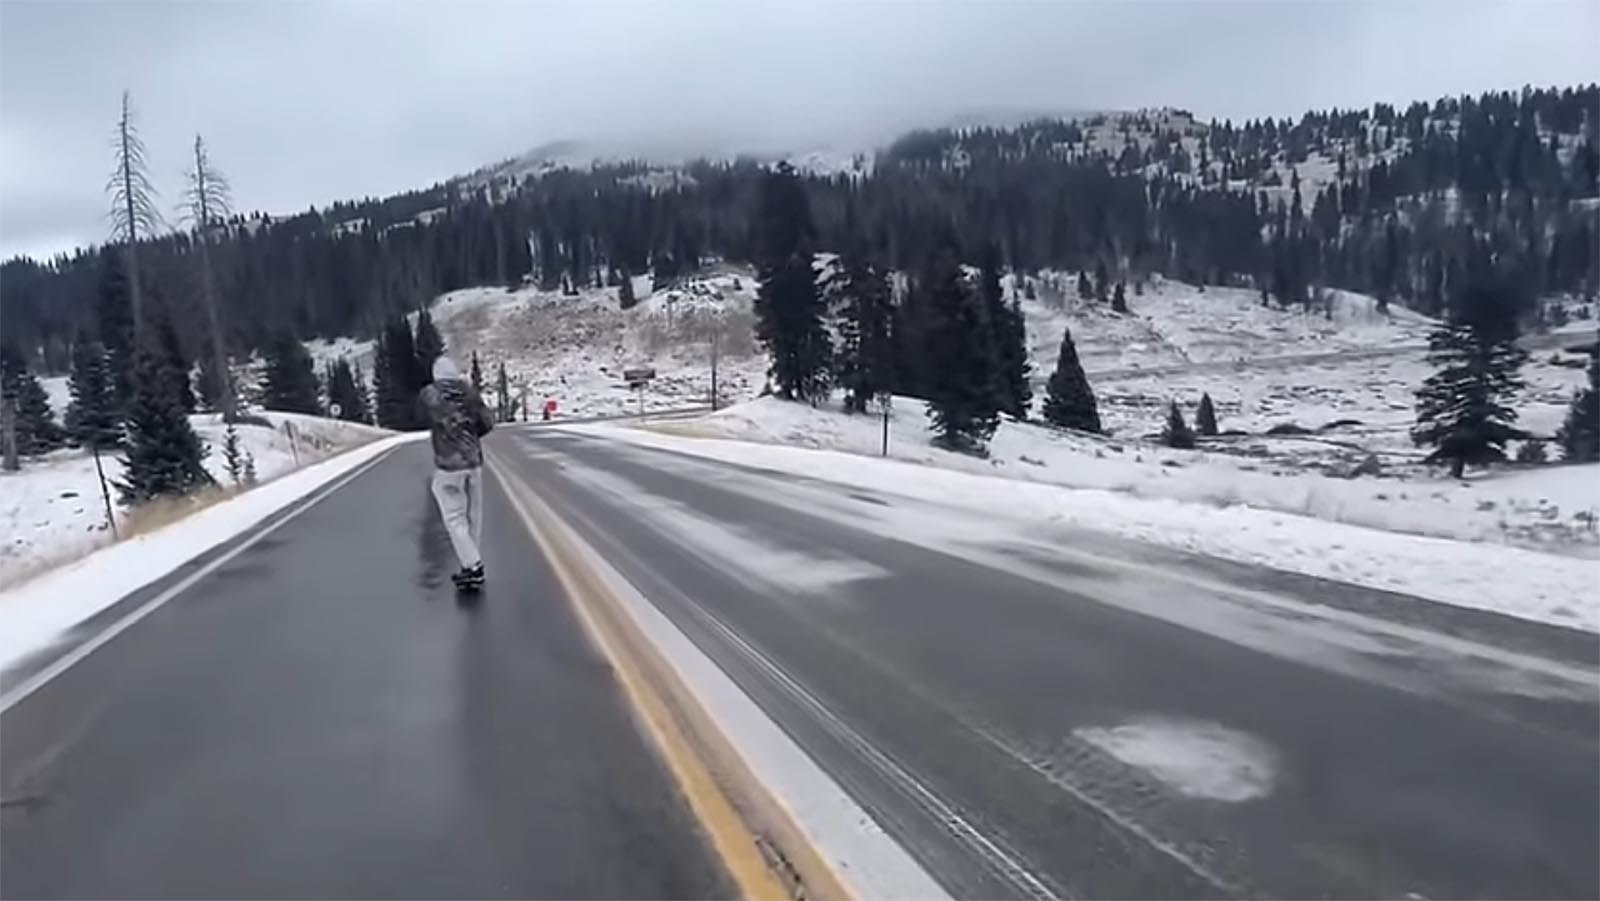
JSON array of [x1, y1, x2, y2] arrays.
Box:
[[880, 395, 890, 457], [710, 326, 720, 412], [91, 442, 118, 539], [1, 396, 17, 471]]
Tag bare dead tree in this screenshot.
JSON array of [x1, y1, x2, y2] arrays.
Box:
[[107, 91, 162, 345], [180, 134, 236, 419]]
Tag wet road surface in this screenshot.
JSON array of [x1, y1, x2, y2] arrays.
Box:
[[1, 442, 731, 900], [493, 427, 1599, 900], [4, 427, 1597, 900]]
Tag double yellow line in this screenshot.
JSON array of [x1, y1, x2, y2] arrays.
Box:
[[488, 453, 850, 901]]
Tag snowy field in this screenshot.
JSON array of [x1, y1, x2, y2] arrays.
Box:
[[1018, 273, 1595, 466], [0, 412, 389, 587], [579, 408, 1597, 633]]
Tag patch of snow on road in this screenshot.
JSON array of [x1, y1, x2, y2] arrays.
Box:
[[552, 448, 888, 594], [1077, 719, 1278, 802]]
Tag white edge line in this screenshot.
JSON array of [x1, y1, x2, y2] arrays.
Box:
[[487, 454, 953, 901], [0, 443, 403, 715]]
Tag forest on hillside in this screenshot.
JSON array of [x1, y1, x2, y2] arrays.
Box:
[[3, 84, 1597, 373]]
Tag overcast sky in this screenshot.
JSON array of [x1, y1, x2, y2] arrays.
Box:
[[2, 0, 1596, 260]]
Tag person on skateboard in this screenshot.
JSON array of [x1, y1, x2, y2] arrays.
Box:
[[419, 356, 496, 589]]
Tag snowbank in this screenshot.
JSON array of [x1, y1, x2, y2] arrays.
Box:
[[570, 402, 1598, 633], [0, 412, 390, 586], [0, 432, 421, 674]]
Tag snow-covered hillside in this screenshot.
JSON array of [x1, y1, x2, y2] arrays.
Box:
[[309, 269, 771, 419], [1017, 273, 1595, 455], [0, 412, 388, 586]]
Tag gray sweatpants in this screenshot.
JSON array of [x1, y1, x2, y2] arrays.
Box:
[[431, 467, 484, 569]]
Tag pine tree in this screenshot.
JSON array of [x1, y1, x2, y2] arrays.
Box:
[[978, 244, 1030, 419], [151, 301, 196, 414], [1196, 392, 1219, 436], [921, 240, 999, 454], [108, 91, 161, 344], [1111, 281, 1129, 314], [1040, 326, 1101, 433], [221, 420, 244, 485], [0, 344, 65, 455], [753, 163, 831, 402], [325, 358, 369, 423], [1412, 269, 1529, 478], [1555, 343, 1599, 462], [118, 348, 212, 504], [1077, 271, 1093, 300], [826, 244, 894, 413], [1515, 439, 1547, 464], [618, 272, 638, 310], [95, 248, 136, 415], [377, 316, 423, 428], [470, 350, 485, 396], [261, 335, 322, 415], [1162, 401, 1197, 449], [66, 337, 123, 450], [372, 330, 398, 429], [414, 309, 445, 383], [495, 361, 511, 422], [1094, 259, 1110, 301]]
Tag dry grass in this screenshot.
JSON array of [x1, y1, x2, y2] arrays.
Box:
[[120, 484, 241, 539]]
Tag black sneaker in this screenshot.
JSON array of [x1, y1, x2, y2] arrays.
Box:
[[452, 563, 485, 588]]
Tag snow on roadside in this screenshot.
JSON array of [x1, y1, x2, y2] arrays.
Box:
[[662, 396, 1600, 555], [0, 412, 390, 587], [0, 432, 422, 674], [569, 412, 1599, 633]]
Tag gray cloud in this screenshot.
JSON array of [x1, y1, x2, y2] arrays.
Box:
[[2, 0, 1596, 259]]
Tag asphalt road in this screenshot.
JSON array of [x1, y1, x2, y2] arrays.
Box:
[[0, 442, 731, 900], [4, 428, 1597, 900], [493, 427, 1599, 900]]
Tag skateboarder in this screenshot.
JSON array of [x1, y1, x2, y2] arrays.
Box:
[[419, 356, 496, 589]]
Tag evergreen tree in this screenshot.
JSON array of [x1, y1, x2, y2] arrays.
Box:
[[470, 350, 485, 396], [495, 361, 511, 422], [978, 245, 1030, 418], [414, 309, 445, 383], [1412, 270, 1529, 478], [66, 336, 122, 450], [261, 334, 322, 415], [1077, 271, 1093, 300], [1555, 343, 1599, 462], [118, 348, 212, 504], [1162, 401, 1197, 449], [95, 248, 136, 415], [826, 244, 894, 413], [221, 420, 244, 485], [1094, 259, 1110, 301], [1515, 439, 1547, 464], [1196, 392, 1219, 435], [325, 358, 369, 423], [753, 163, 831, 402], [1040, 326, 1101, 433], [0, 343, 65, 455], [151, 301, 196, 414], [618, 272, 638, 310], [1111, 281, 1129, 314], [377, 316, 423, 428], [372, 329, 399, 429], [921, 240, 999, 454]]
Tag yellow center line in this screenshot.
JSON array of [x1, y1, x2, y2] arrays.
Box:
[[487, 451, 826, 901]]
